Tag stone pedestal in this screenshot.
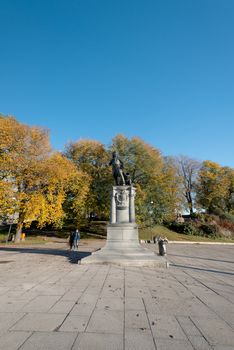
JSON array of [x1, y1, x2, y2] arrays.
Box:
[[81, 186, 168, 267]]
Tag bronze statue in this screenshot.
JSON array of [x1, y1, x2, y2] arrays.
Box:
[[109, 152, 131, 186]]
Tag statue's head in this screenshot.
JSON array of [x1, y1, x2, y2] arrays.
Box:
[[112, 151, 117, 158]]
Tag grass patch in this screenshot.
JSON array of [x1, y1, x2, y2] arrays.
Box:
[[0, 233, 53, 245], [139, 225, 234, 243], [0, 230, 99, 245], [2, 225, 233, 245]]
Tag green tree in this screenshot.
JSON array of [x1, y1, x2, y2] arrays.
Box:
[[225, 167, 234, 213], [65, 139, 112, 219], [111, 134, 163, 184], [110, 135, 180, 224]]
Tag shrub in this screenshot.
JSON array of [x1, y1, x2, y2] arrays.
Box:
[[183, 223, 200, 235], [165, 221, 200, 236], [202, 211, 234, 233], [200, 214, 215, 224], [165, 221, 184, 233], [220, 212, 234, 224], [212, 208, 225, 217], [199, 223, 222, 238], [219, 219, 234, 233]]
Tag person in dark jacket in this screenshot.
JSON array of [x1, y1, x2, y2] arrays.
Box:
[[72, 229, 80, 250], [69, 231, 75, 250]]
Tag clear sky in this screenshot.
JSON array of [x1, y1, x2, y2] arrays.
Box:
[[1, 0, 234, 167]]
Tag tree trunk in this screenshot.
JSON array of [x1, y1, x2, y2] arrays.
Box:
[[15, 221, 23, 243], [189, 206, 194, 215], [186, 191, 194, 215]]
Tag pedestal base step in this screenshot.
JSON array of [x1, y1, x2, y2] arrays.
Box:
[[81, 251, 168, 268]]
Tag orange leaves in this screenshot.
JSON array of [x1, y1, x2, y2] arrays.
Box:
[[0, 115, 91, 238]]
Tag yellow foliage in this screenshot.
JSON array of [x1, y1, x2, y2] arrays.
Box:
[[0, 180, 16, 217], [196, 160, 233, 213], [0, 115, 91, 241]]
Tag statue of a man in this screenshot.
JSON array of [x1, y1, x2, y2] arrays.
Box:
[[109, 152, 126, 186]]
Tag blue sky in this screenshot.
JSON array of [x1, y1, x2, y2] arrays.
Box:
[[1, 0, 234, 167]]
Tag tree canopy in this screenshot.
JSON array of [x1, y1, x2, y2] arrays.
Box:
[[1, 114, 234, 238], [196, 161, 234, 214], [65, 139, 111, 219], [0, 115, 90, 241], [109, 135, 180, 224]]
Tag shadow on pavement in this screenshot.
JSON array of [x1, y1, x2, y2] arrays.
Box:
[[168, 254, 234, 264], [0, 246, 91, 264], [170, 263, 234, 276], [68, 250, 91, 264]]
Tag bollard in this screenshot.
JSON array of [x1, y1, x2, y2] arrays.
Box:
[[158, 238, 168, 256]]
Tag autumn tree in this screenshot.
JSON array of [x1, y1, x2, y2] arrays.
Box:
[[39, 153, 91, 228], [224, 167, 234, 214], [65, 139, 111, 219], [0, 180, 17, 221], [0, 115, 90, 242], [196, 160, 234, 214], [110, 135, 180, 224], [110, 134, 163, 185]]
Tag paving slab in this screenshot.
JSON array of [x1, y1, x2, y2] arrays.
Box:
[[125, 310, 150, 329], [69, 301, 95, 316], [96, 296, 124, 311], [176, 316, 202, 336], [20, 331, 77, 350], [86, 309, 124, 334], [191, 316, 234, 346], [0, 240, 234, 349], [125, 328, 155, 350], [73, 332, 123, 350], [155, 337, 194, 350], [58, 314, 89, 332], [49, 300, 75, 314], [0, 312, 25, 336], [0, 299, 29, 312], [125, 297, 145, 310], [10, 313, 66, 331], [188, 335, 213, 350], [22, 295, 61, 312], [149, 314, 188, 341], [0, 331, 31, 350]]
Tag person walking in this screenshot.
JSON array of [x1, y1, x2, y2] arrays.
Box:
[[72, 229, 80, 250], [69, 231, 75, 250]]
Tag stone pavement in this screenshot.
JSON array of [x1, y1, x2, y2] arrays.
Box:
[[0, 240, 233, 350]]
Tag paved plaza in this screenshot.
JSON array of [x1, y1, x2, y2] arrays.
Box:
[[0, 240, 233, 350]]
